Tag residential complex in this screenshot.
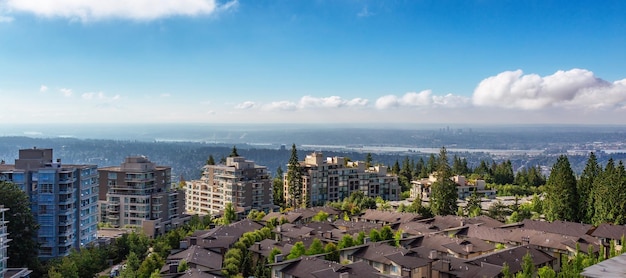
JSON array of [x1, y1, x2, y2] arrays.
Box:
[[0, 148, 99, 259], [185, 156, 273, 216], [411, 174, 496, 200], [98, 156, 187, 238], [284, 152, 401, 207]]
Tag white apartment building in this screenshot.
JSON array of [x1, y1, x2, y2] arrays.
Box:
[[186, 156, 273, 216], [410, 174, 496, 200], [284, 152, 400, 207]]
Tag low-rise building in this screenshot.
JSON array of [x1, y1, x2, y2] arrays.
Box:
[[411, 174, 496, 200]]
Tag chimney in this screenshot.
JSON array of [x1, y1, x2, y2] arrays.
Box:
[[254, 242, 261, 251], [429, 250, 438, 259], [465, 243, 473, 253]]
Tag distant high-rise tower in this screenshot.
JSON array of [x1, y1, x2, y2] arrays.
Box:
[[98, 156, 187, 238], [0, 148, 99, 259]]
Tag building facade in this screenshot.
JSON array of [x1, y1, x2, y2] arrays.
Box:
[[98, 156, 187, 238], [410, 174, 496, 200], [185, 156, 273, 216], [0, 148, 99, 259], [284, 152, 400, 207]]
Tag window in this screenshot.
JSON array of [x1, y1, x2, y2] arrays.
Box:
[[40, 184, 54, 193]]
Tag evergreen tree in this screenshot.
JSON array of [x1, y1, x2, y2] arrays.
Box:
[[430, 147, 458, 216], [365, 153, 373, 168], [426, 154, 437, 175], [392, 160, 400, 175], [465, 191, 482, 217], [206, 155, 215, 165], [229, 145, 239, 157], [544, 155, 578, 222], [592, 159, 626, 225], [415, 158, 425, 178], [287, 144, 304, 208], [273, 166, 285, 208], [578, 152, 601, 224]]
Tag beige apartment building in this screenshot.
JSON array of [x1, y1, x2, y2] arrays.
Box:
[[284, 152, 400, 207], [185, 156, 273, 216], [98, 156, 187, 238]]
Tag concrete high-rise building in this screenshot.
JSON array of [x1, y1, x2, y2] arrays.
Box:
[[98, 156, 187, 238], [284, 152, 400, 207], [0, 148, 99, 259], [186, 156, 273, 216]]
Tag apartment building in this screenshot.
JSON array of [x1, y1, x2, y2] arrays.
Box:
[[0, 148, 99, 259], [98, 156, 187, 238], [410, 174, 496, 200], [284, 152, 400, 207], [185, 156, 273, 216]]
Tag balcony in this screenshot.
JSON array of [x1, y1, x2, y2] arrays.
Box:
[[58, 228, 73, 236], [106, 206, 119, 213], [59, 198, 74, 205], [58, 188, 76, 194], [58, 209, 73, 216], [58, 220, 72, 227]]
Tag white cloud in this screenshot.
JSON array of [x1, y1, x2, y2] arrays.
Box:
[[59, 88, 72, 97], [3, 0, 237, 22], [375, 90, 468, 109], [235, 101, 256, 109], [264, 101, 298, 111], [472, 68, 626, 110], [160, 93, 171, 98], [81, 91, 121, 101], [298, 96, 368, 108], [357, 6, 372, 17], [39, 85, 48, 92]]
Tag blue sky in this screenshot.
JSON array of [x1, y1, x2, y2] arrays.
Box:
[[1, 0, 626, 125]]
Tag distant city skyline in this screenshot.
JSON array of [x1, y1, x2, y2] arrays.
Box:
[[1, 0, 625, 124]]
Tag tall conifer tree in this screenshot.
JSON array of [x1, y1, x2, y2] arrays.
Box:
[[430, 147, 458, 216], [287, 144, 303, 208], [578, 152, 601, 224], [545, 155, 578, 222]]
